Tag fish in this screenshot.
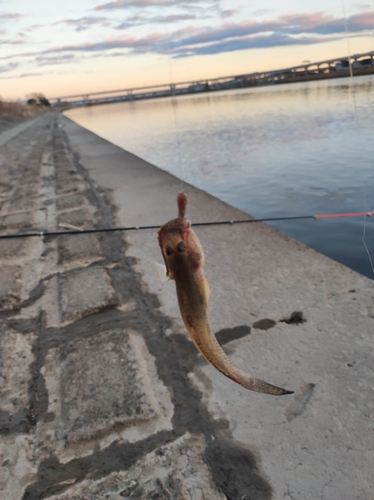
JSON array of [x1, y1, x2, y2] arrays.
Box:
[[158, 192, 293, 396]]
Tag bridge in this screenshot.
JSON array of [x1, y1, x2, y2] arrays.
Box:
[[50, 50, 374, 108]]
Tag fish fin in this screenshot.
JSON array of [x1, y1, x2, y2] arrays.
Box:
[[177, 192, 187, 218], [154, 262, 170, 283]]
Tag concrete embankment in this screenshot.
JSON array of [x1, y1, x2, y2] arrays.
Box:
[[1, 112, 373, 499]]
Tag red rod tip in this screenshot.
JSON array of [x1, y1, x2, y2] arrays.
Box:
[[314, 211, 374, 219]]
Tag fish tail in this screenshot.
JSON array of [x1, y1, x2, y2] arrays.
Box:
[[239, 374, 293, 396]]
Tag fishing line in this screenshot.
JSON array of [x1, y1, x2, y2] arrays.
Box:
[[341, 0, 359, 121], [341, 0, 353, 78], [341, 0, 373, 277], [165, 23, 184, 194], [362, 214, 374, 279], [2, 211, 374, 240]]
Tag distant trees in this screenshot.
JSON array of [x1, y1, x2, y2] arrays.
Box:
[[26, 93, 51, 107], [0, 92, 50, 123]]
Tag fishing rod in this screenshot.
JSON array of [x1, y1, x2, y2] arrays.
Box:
[[1, 211, 373, 240]]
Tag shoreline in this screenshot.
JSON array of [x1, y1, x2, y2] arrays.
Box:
[[58, 67, 374, 109], [1, 113, 373, 499]]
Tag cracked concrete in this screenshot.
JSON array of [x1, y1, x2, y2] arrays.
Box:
[[0, 112, 373, 499]]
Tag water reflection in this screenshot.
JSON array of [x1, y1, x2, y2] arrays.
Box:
[[66, 75, 374, 278]]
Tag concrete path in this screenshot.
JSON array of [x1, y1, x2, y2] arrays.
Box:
[[1, 112, 373, 500]]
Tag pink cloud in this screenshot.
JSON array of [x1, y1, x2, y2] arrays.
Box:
[[0, 12, 22, 21]]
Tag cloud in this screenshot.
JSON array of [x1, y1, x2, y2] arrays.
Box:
[[0, 12, 22, 21], [18, 72, 43, 77], [55, 16, 112, 32], [161, 13, 334, 52], [276, 11, 374, 35], [1, 38, 27, 45], [93, 0, 196, 10], [165, 10, 374, 55], [253, 9, 272, 16], [0, 61, 19, 73], [3, 8, 374, 69], [115, 12, 205, 29], [36, 54, 76, 66], [346, 11, 374, 31], [44, 32, 163, 54], [0, 71, 45, 80], [173, 33, 324, 58], [220, 9, 237, 18]]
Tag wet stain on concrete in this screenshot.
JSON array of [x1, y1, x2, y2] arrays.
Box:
[[284, 383, 315, 421], [215, 325, 251, 345], [252, 318, 277, 330], [205, 438, 272, 500], [280, 311, 306, 325]]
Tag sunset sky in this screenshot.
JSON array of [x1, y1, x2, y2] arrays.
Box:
[[1, 0, 374, 100]]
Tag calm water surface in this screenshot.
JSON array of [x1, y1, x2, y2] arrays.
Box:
[[66, 75, 374, 279]]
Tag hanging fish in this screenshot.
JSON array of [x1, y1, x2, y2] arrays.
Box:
[[158, 192, 293, 396]]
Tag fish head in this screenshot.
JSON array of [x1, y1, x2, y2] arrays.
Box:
[[158, 216, 204, 280]]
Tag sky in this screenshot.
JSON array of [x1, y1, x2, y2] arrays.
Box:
[[1, 0, 374, 100]]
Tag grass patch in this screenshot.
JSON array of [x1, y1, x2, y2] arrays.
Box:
[[0, 100, 47, 120]]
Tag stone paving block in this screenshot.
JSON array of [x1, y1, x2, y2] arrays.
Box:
[[0, 434, 36, 500], [56, 179, 85, 195], [0, 211, 33, 229], [14, 184, 40, 198], [0, 177, 10, 195], [59, 266, 118, 322], [10, 196, 38, 212], [0, 266, 22, 311], [56, 193, 87, 211], [40, 329, 171, 447], [56, 171, 81, 186], [57, 208, 94, 230], [54, 155, 75, 174], [0, 238, 26, 258], [47, 433, 225, 500], [16, 174, 40, 185], [58, 233, 102, 263], [61, 329, 158, 443], [0, 328, 36, 414]]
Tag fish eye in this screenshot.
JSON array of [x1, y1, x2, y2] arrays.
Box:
[[177, 241, 186, 252], [165, 245, 173, 256]]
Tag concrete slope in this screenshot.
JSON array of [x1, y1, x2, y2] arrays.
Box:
[[62, 114, 374, 500], [1, 112, 373, 500]]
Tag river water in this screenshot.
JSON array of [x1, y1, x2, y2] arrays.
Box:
[[66, 75, 374, 279]]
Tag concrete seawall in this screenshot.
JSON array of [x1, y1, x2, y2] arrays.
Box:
[[1, 112, 373, 499]]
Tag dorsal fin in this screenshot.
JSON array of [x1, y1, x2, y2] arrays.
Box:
[[177, 192, 187, 218]]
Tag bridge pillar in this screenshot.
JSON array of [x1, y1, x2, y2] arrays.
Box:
[[127, 90, 134, 101], [170, 84, 176, 96]]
